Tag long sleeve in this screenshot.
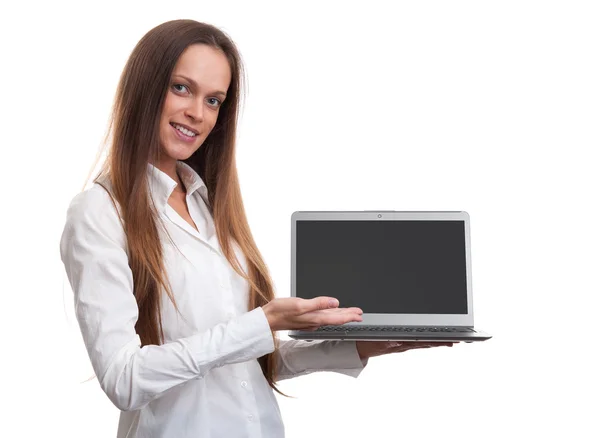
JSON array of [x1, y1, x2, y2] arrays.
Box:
[[59, 187, 275, 412], [274, 339, 368, 381]]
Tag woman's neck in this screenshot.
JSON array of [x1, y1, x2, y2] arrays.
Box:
[[152, 159, 186, 194]]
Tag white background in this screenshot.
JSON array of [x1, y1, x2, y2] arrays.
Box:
[[1, 1, 598, 437]]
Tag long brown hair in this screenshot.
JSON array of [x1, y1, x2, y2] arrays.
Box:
[[86, 19, 283, 394]]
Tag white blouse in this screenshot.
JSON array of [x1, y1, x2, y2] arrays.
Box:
[[59, 161, 366, 438]]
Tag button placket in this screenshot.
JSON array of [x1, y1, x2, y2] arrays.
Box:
[[237, 366, 257, 426], [213, 253, 236, 318], [213, 251, 230, 291]]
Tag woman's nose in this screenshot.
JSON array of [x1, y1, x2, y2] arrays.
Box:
[[184, 98, 204, 122]]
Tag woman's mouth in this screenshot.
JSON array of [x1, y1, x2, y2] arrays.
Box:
[[170, 122, 199, 142]]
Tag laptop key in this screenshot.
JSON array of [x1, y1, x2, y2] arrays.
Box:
[[315, 326, 475, 333]]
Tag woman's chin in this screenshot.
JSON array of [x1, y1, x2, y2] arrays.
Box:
[[164, 143, 201, 161]]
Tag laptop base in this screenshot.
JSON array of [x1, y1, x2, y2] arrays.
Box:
[[289, 327, 492, 342]]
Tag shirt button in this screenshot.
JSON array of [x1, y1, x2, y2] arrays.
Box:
[[247, 414, 254, 421], [241, 381, 248, 388]]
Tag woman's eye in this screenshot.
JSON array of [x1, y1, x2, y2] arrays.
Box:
[[173, 84, 189, 93], [208, 97, 222, 107]]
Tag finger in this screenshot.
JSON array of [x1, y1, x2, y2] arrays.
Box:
[[318, 307, 363, 314], [396, 344, 431, 352], [399, 342, 454, 351], [300, 296, 340, 313], [344, 307, 363, 314], [412, 342, 453, 348], [426, 342, 454, 347], [304, 309, 363, 327], [309, 308, 363, 318], [316, 307, 364, 316], [314, 313, 363, 326]]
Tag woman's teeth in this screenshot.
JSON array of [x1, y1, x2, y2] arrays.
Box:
[[172, 123, 197, 137]]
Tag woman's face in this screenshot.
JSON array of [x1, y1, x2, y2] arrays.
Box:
[[158, 44, 232, 165]]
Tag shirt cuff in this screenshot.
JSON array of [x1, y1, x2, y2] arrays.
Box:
[[227, 306, 275, 359], [329, 340, 368, 377], [181, 306, 275, 377], [251, 306, 276, 354], [276, 339, 368, 380]]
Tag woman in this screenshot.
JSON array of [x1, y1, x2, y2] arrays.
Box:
[[60, 19, 449, 438]]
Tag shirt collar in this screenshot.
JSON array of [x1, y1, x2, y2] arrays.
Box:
[[147, 161, 208, 210]]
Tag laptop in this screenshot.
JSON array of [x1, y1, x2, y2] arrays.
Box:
[[288, 211, 491, 342]]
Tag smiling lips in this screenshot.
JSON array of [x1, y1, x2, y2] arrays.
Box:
[[170, 122, 199, 138]]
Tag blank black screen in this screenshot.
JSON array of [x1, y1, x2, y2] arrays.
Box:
[[296, 220, 468, 314]]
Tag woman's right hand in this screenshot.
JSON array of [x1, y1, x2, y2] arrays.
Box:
[[262, 297, 363, 331]]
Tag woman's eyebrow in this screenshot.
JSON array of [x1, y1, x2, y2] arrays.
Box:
[[172, 74, 227, 98]]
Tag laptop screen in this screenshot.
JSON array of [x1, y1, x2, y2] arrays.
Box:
[[295, 220, 468, 314]]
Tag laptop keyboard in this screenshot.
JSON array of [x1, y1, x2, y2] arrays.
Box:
[[315, 325, 475, 333]]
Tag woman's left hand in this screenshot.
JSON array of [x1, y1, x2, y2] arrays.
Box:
[[356, 341, 456, 360]]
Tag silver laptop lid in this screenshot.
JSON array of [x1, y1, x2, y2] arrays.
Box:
[[291, 211, 475, 327]]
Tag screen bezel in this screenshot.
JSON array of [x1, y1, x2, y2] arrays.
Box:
[[291, 211, 474, 327]]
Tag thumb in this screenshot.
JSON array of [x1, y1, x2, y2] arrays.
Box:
[[308, 296, 339, 311]]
